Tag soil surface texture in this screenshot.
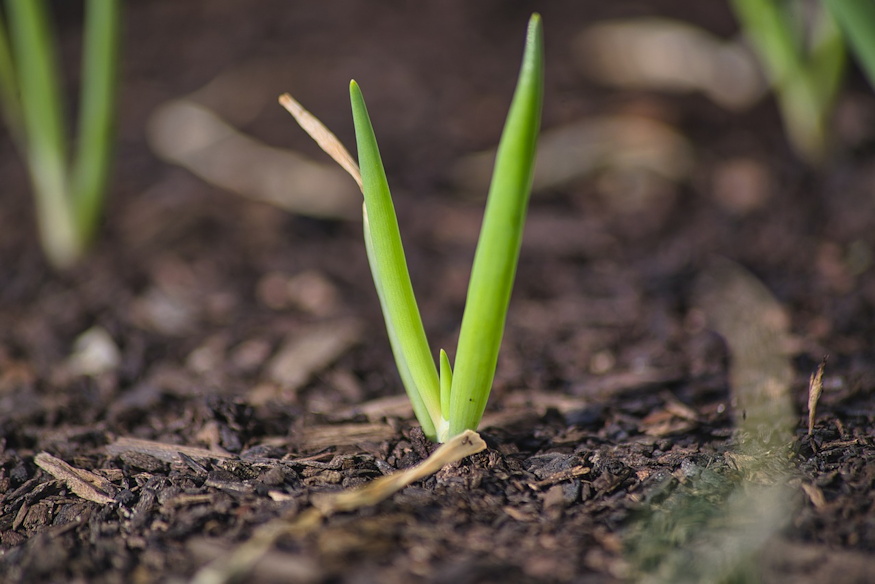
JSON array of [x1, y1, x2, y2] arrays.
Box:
[[1, 2, 874, 583]]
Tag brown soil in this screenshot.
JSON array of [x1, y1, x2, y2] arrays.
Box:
[[1, 2, 873, 583]]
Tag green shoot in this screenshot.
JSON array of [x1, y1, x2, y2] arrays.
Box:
[[281, 14, 543, 441], [824, 0, 875, 90], [447, 16, 543, 436], [730, 0, 845, 163], [0, 0, 120, 269]]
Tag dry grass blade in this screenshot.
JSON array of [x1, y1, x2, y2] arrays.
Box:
[[34, 452, 117, 505], [808, 357, 827, 436], [189, 430, 486, 584], [313, 429, 486, 512], [279, 93, 362, 190]]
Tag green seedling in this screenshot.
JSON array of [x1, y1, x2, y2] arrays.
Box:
[[0, 0, 120, 269], [730, 0, 845, 163], [824, 0, 875, 90], [281, 14, 543, 441]]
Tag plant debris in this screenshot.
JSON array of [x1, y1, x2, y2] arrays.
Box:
[[1, 3, 873, 583], [808, 357, 827, 436]]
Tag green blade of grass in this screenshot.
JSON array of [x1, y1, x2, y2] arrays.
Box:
[[350, 81, 442, 437], [730, 0, 804, 88], [808, 10, 845, 115], [447, 14, 543, 437], [71, 0, 120, 245], [0, 9, 22, 141], [439, 348, 452, 417], [730, 0, 841, 162], [824, 0, 875, 89], [364, 206, 438, 440], [7, 0, 76, 268]]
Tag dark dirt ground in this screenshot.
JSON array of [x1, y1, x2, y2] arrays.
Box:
[[1, 1, 875, 583]]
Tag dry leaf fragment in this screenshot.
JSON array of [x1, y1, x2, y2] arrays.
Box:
[[147, 99, 359, 219], [808, 357, 827, 436], [575, 18, 765, 110], [34, 452, 117, 505], [454, 115, 693, 195], [279, 93, 363, 190]]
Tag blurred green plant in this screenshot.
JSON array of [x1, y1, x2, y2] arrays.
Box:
[[0, 0, 120, 269], [730, 0, 845, 164], [823, 0, 875, 89], [282, 14, 543, 442]]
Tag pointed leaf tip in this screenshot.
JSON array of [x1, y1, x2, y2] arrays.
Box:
[[528, 13, 542, 35], [447, 13, 544, 437]]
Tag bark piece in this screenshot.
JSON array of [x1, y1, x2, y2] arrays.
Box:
[[34, 453, 117, 505]]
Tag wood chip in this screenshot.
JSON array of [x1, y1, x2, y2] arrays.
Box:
[[503, 505, 536, 522], [34, 453, 117, 505], [528, 466, 591, 490], [106, 437, 234, 463], [12, 502, 29, 530], [165, 494, 215, 508], [295, 423, 398, 451], [639, 409, 698, 437], [334, 394, 414, 421], [266, 318, 363, 391], [640, 392, 702, 436]]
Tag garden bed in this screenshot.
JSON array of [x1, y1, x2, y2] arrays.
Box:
[[1, 2, 873, 582]]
